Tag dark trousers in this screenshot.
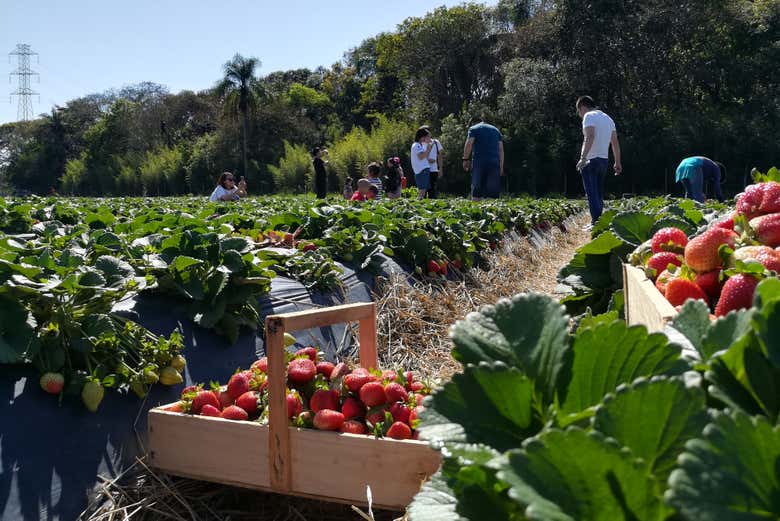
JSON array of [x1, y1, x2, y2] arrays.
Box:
[[428, 171, 439, 198], [581, 158, 608, 224]]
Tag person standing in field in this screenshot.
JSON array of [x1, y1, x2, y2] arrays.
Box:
[[462, 118, 504, 200], [411, 128, 435, 199], [419, 126, 444, 198], [384, 157, 404, 199], [675, 156, 725, 203], [575, 96, 622, 229], [312, 147, 328, 199]]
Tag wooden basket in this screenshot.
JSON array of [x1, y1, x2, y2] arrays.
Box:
[[623, 263, 677, 332], [148, 302, 442, 510]]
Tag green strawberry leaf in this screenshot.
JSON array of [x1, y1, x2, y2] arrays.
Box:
[[497, 428, 667, 521], [558, 321, 686, 420], [610, 211, 657, 246], [449, 294, 570, 404], [667, 411, 780, 520], [592, 376, 708, 482], [0, 295, 35, 363], [419, 362, 538, 452]]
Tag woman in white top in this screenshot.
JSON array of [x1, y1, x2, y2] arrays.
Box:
[[209, 172, 247, 202], [410, 128, 434, 199]]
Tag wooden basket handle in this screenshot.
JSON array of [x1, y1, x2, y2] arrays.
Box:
[[265, 302, 377, 492]]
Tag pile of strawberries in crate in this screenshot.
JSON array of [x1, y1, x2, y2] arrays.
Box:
[[168, 345, 429, 440], [638, 180, 780, 315]]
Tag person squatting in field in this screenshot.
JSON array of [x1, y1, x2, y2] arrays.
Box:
[[575, 96, 622, 228], [384, 157, 405, 199], [675, 156, 726, 203], [411, 127, 435, 199], [350, 178, 376, 201], [462, 116, 504, 200], [209, 171, 248, 202]]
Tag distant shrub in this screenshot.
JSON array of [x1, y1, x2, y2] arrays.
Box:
[[268, 141, 313, 193]]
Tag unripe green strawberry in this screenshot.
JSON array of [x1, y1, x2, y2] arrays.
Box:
[[159, 366, 183, 386], [143, 368, 159, 384], [40, 372, 64, 394], [81, 381, 105, 412], [130, 381, 148, 398], [170, 354, 186, 372]]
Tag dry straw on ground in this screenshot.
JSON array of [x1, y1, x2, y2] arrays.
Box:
[[80, 213, 589, 521]]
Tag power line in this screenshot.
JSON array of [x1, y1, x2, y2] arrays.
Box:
[[9, 43, 40, 121]]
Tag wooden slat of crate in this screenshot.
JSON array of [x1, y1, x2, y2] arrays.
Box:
[[149, 410, 271, 489], [289, 429, 440, 508], [623, 263, 677, 332]]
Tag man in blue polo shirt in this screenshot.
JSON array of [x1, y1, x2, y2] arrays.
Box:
[[462, 118, 504, 200]]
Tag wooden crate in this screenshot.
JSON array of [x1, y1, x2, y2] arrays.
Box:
[[623, 263, 677, 332], [148, 302, 442, 510]]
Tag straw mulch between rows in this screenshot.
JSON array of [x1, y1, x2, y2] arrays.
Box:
[[79, 213, 590, 521]]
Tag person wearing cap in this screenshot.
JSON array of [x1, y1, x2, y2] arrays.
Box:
[[385, 157, 405, 199], [312, 147, 328, 199], [675, 156, 725, 203]]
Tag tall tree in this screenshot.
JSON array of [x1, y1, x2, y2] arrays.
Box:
[[216, 54, 263, 181]]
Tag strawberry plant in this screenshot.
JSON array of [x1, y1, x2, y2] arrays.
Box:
[[408, 280, 780, 520]]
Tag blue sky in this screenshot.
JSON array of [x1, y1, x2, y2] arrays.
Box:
[[1, 0, 492, 124]]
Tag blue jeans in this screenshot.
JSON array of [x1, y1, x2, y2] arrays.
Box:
[[581, 158, 608, 224], [680, 170, 704, 203], [471, 161, 501, 198]]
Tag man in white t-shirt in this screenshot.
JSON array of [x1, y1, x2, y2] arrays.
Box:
[[575, 96, 622, 228]]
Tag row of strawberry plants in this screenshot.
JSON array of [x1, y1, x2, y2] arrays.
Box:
[[409, 281, 780, 520], [0, 195, 582, 411]]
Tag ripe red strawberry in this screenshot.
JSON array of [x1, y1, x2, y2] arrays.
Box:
[[180, 385, 198, 398], [251, 357, 268, 373], [341, 396, 365, 420], [344, 372, 372, 392], [295, 346, 318, 362], [714, 214, 736, 231], [40, 372, 64, 394], [287, 358, 316, 384], [191, 390, 221, 414], [221, 405, 249, 421], [235, 391, 260, 416], [310, 389, 339, 413], [340, 420, 367, 434], [386, 421, 412, 440], [389, 402, 411, 424], [329, 362, 349, 381], [451, 259, 463, 270], [359, 381, 387, 407], [414, 393, 426, 405], [737, 181, 780, 219], [227, 372, 250, 401], [316, 361, 335, 379], [655, 268, 679, 296], [409, 381, 425, 392], [715, 274, 760, 316], [426, 260, 440, 275], [302, 242, 318, 252], [167, 402, 184, 413], [287, 391, 303, 418], [313, 409, 345, 431], [366, 408, 388, 426], [684, 228, 738, 273], [694, 270, 722, 301], [749, 213, 780, 247], [651, 227, 688, 253], [733, 245, 780, 272], [665, 278, 708, 307], [384, 382, 409, 403], [217, 390, 233, 409], [382, 369, 399, 381], [409, 405, 424, 427], [646, 252, 683, 279], [438, 261, 448, 275], [200, 404, 222, 417]]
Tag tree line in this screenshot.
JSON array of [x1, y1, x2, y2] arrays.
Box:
[[1, 0, 778, 198]]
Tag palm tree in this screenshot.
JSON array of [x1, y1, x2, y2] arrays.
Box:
[[216, 54, 262, 180]]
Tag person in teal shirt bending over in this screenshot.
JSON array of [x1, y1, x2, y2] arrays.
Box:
[[675, 157, 725, 203]]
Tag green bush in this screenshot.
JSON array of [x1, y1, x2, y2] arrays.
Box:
[[139, 146, 186, 196], [267, 141, 313, 193]]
